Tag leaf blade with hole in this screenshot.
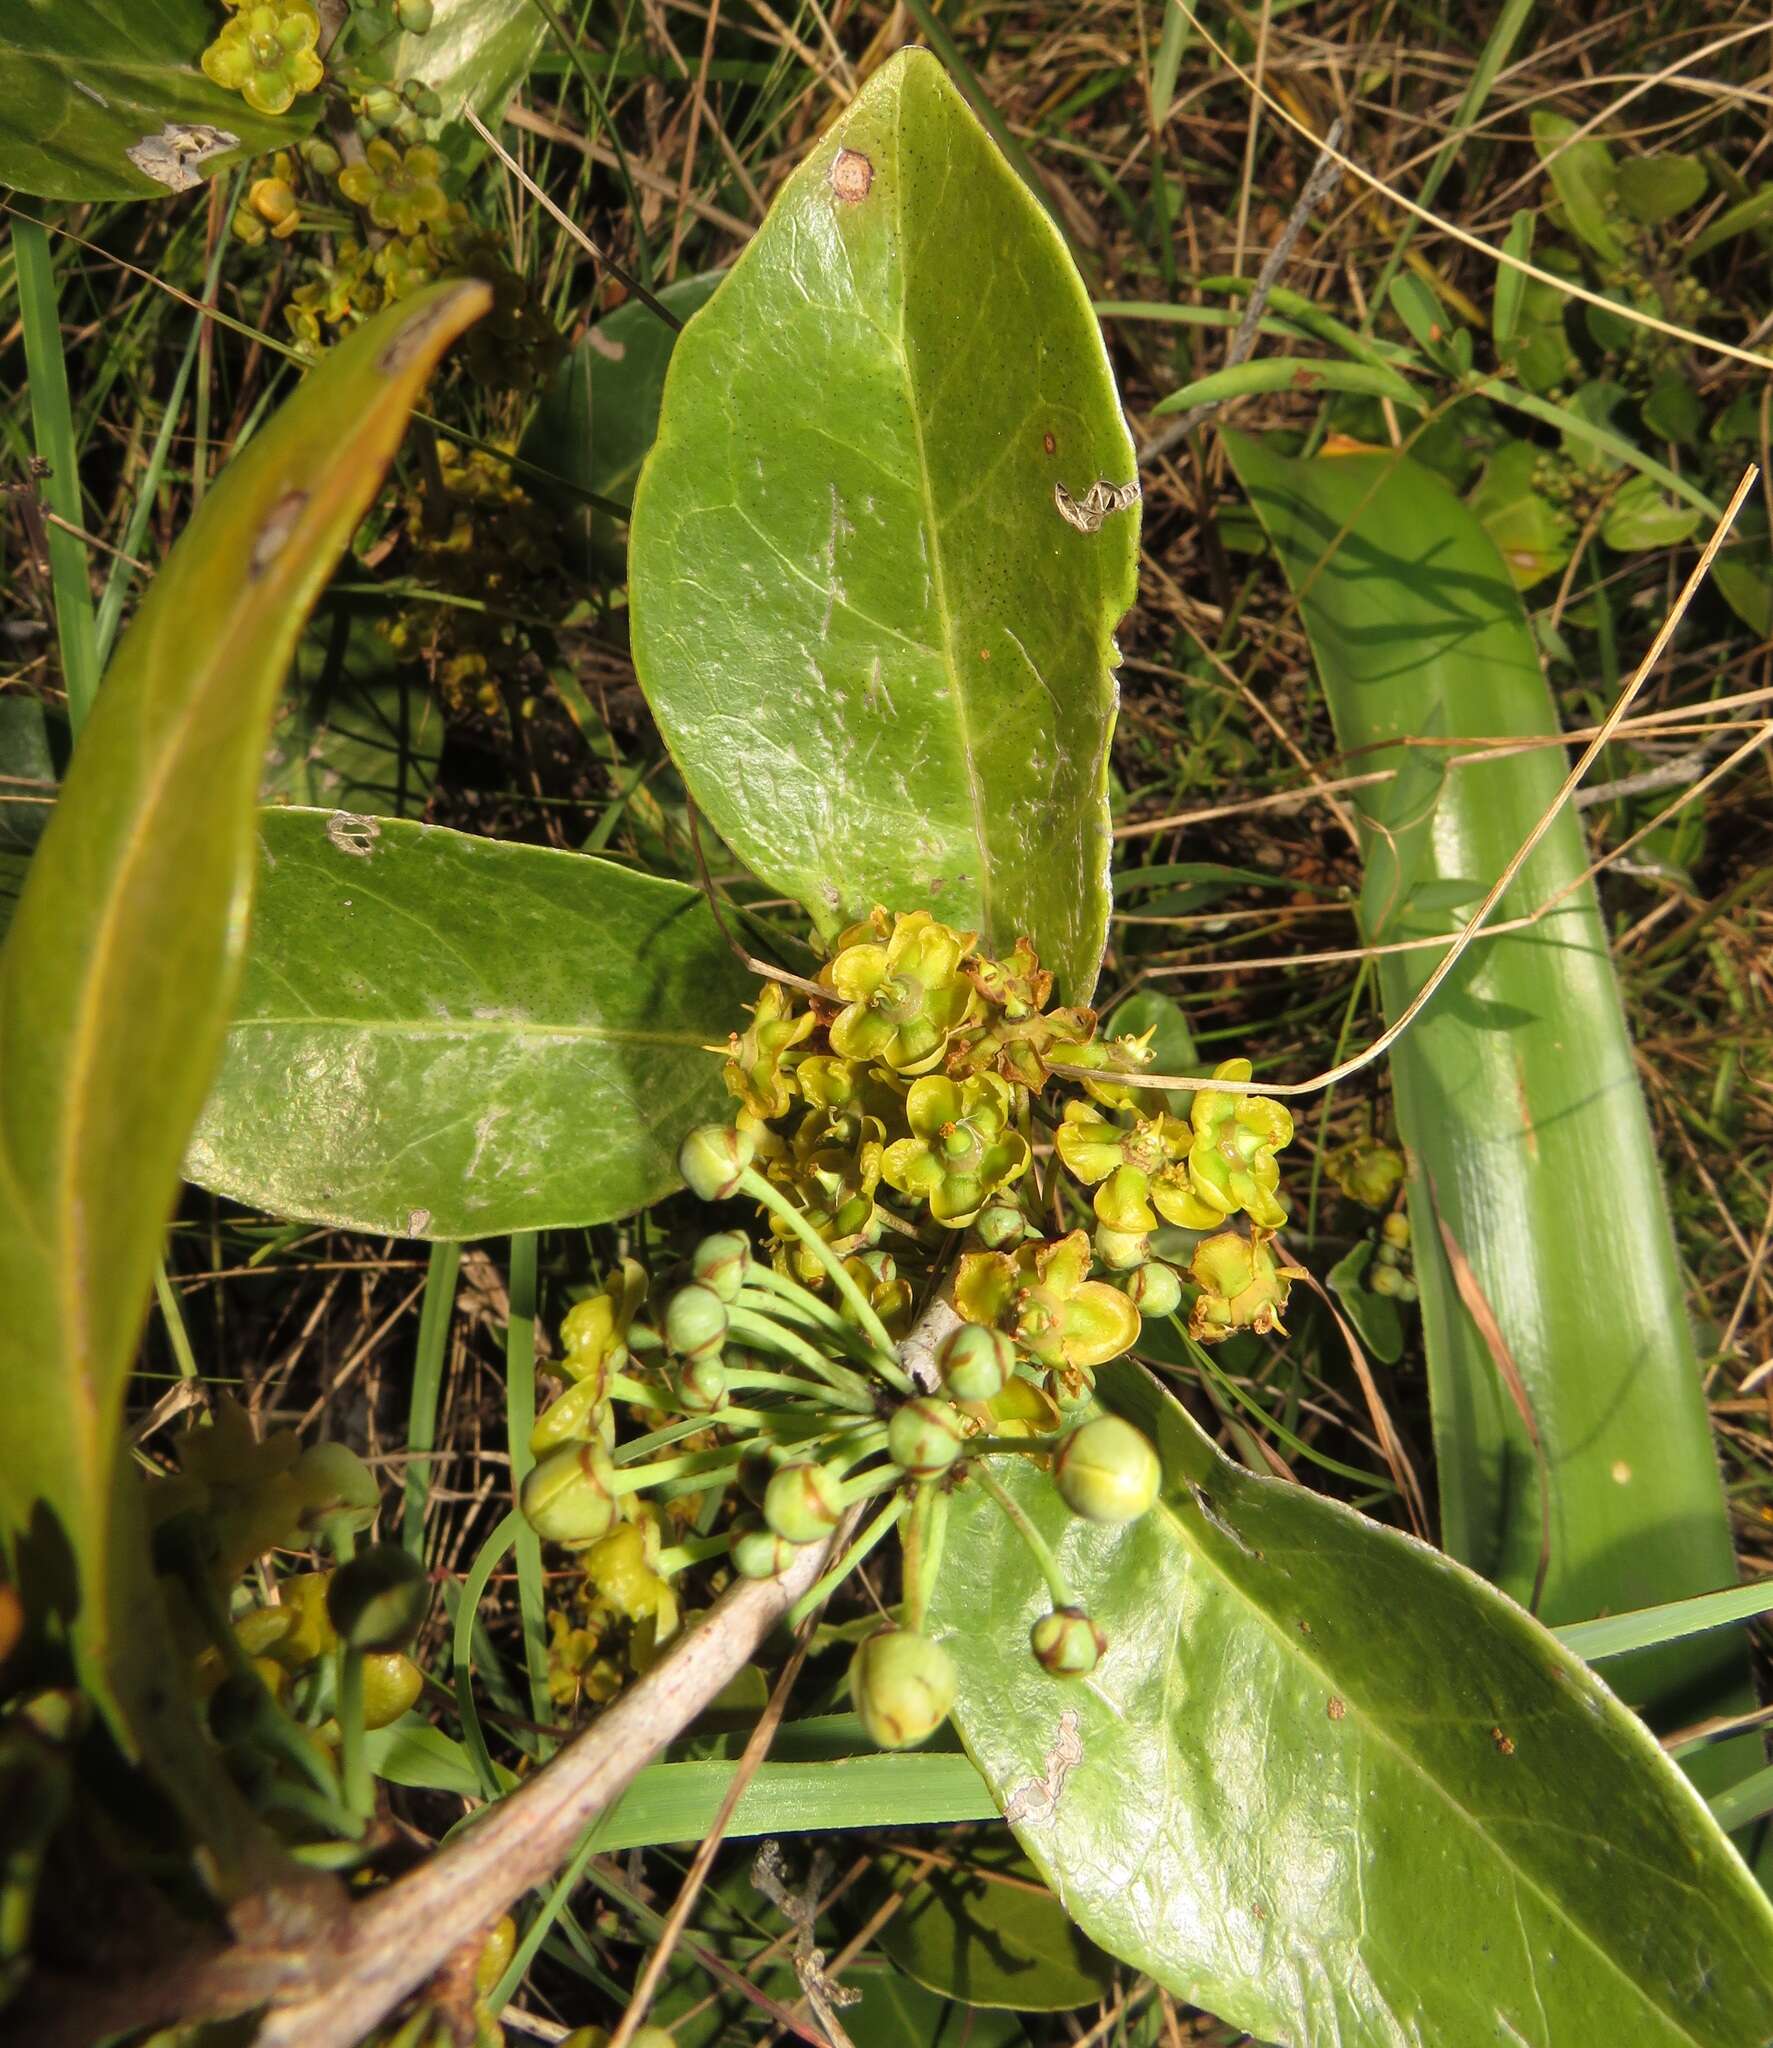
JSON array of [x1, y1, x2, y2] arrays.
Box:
[[0, 283, 487, 1874], [629, 48, 1138, 1002]]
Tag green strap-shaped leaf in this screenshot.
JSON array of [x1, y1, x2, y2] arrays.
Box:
[[629, 48, 1138, 1004], [0, 0, 316, 201], [0, 284, 488, 1884], [187, 810, 755, 1238], [1221, 431, 1762, 1812], [932, 1369, 1773, 2046]]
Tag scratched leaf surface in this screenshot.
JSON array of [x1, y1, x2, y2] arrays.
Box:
[[187, 810, 754, 1239], [0, 286, 485, 1873], [931, 1367, 1773, 2047], [628, 48, 1138, 1003], [0, 0, 315, 201]]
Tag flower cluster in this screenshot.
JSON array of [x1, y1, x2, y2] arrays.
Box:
[[511, 914, 1304, 1754]]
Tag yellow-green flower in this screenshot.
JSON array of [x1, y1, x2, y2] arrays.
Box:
[[881, 1071, 1029, 1227], [767, 1105, 886, 1277], [1185, 1059, 1293, 1230], [825, 909, 980, 1072], [1053, 1099, 1219, 1230], [1187, 1230, 1306, 1343], [1325, 1137, 1405, 1210], [338, 139, 450, 238], [201, 0, 323, 117], [954, 1229, 1140, 1370], [722, 980, 816, 1121]]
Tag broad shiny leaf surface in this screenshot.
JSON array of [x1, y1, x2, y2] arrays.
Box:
[[0, 0, 312, 200], [0, 285, 486, 1866], [1223, 432, 1759, 1803], [933, 1368, 1773, 2046], [189, 811, 753, 1238], [630, 48, 1138, 1002]]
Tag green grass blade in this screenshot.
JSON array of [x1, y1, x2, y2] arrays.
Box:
[[1557, 1582, 1773, 1664], [1224, 430, 1765, 1824], [14, 213, 100, 734], [505, 1231, 552, 1734], [404, 1239, 461, 1562]]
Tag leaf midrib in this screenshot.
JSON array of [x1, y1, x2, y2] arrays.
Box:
[[1164, 1492, 1724, 2044]]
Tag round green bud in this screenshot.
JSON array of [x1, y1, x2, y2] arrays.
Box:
[[359, 85, 403, 127], [679, 1123, 756, 1203], [849, 1628, 957, 1749], [666, 1283, 728, 1361], [1044, 1361, 1096, 1412], [326, 1543, 429, 1652], [937, 1322, 1011, 1404], [402, 80, 442, 119], [731, 1522, 798, 1581], [677, 1354, 729, 1415], [1125, 1260, 1183, 1319], [1093, 1222, 1149, 1273], [763, 1460, 844, 1545], [299, 136, 343, 177], [389, 109, 426, 145], [692, 1231, 752, 1304], [887, 1396, 967, 1478], [974, 1202, 1029, 1250], [361, 1650, 424, 1729], [1030, 1606, 1107, 1678], [1381, 1210, 1410, 1251], [394, 0, 435, 31], [521, 1441, 618, 1546], [1053, 1416, 1160, 1525]]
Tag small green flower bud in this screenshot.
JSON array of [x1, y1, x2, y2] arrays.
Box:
[[677, 1355, 729, 1414], [887, 1396, 967, 1477], [692, 1230, 752, 1303], [326, 1544, 429, 1652], [1369, 1263, 1416, 1301], [974, 1202, 1029, 1250], [679, 1123, 756, 1202], [1381, 1210, 1410, 1251], [732, 1522, 799, 1580], [522, 1441, 618, 1546], [394, 0, 435, 30], [849, 1627, 957, 1749], [231, 205, 268, 247], [361, 1650, 424, 1728], [1053, 1416, 1160, 1525], [666, 1283, 728, 1361], [1093, 1222, 1149, 1273], [937, 1321, 1011, 1403], [763, 1460, 844, 1544], [389, 108, 425, 145], [359, 85, 404, 127], [299, 136, 343, 177], [402, 80, 442, 119], [1030, 1605, 1106, 1677], [1125, 1261, 1182, 1319]]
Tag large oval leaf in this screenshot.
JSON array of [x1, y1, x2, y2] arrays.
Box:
[[1, 0, 316, 201], [187, 810, 754, 1238], [931, 1370, 1773, 2045], [1221, 431, 1759, 1810], [629, 47, 1138, 1003], [0, 285, 487, 1875], [389, 0, 548, 137]]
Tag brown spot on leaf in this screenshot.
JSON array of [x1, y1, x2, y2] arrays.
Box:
[[1290, 367, 1324, 389], [1043, 431, 1056, 454], [250, 490, 309, 578], [831, 149, 873, 203], [1327, 1696, 1346, 1721], [1492, 1725, 1515, 1757]]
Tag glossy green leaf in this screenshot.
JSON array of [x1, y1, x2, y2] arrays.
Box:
[[933, 1370, 1773, 2046], [0, 0, 316, 200], [630, 48, 1138, 1003], [1466, 438, 1574, 589], [1223, 431, 1762, 1801], [387, 0, 547, 130], [1689, 186, 1773, 258], [871, 1839, 1115, 2011], [0, 284, 487, 1874], [1493, 209, 1533, 351], [1531, 111, 1626, 265], [1617, 153, 1708, 224], [1326, 1239, 1406, 1365], [1601, 472, 1704, 554], [521, 270, 724, 563], [187, 810, 754, 1238], [1152, 356, 1423, 417]]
